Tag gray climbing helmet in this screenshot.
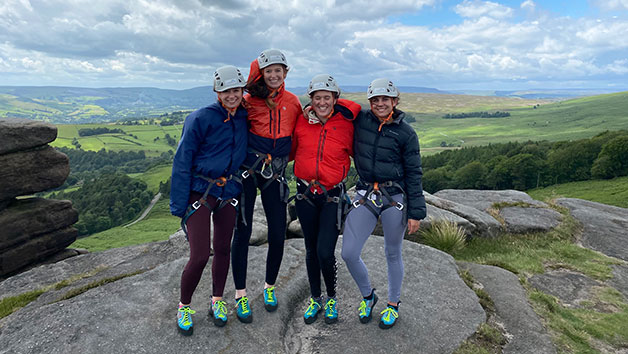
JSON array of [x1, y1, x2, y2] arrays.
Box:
[[257, 49, 288, 69], [367, 78, 399, 99], [213, 65, 246, 92], [307, 74, 341, 96]]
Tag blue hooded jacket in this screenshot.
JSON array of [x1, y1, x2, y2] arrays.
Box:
[[170, 102, 248, 217]]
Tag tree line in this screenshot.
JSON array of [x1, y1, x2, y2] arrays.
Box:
[[422, 130, 628, 193], [442, 111, 510, 119], [78, 127, 125, 136]]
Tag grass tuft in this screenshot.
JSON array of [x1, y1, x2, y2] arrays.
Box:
[[420, 219, 467, 255]]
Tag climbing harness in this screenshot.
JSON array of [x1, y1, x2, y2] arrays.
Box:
[[349, 181, 407, 223], [289, 178, 348, 231], [180, 175, 239, 239]]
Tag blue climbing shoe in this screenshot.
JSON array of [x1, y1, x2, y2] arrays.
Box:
[[303, 297, 322, 324], [177, 305, 196, 335], [210, 300, 228, 327], [324, 297, 338, 324], [264, 286, 278, 312], [235, 296, 253, 323], [358, 291, 378, 324], [379, 305, 399, 329]]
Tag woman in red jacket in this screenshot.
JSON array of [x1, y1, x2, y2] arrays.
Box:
[[291, 74, 361, 324], [231, 49, 302, 323]]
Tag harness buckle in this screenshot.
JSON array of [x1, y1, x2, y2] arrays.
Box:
[[352, 200, 361, 209], [330, 196, 340, 204], [241, 170, 250, 179], [395, 202, 404, 211], [230, 199, 239, 207], [192, 201, 201, 210], [296, 193, 305, 201]]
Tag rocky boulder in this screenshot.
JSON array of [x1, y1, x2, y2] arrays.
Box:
[[0, 233, 486, 353], [0, 118, 77, 277], [424, 191, 502, 237]]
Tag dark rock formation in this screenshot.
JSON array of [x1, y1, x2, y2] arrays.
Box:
[[0, 118, 77, 277]]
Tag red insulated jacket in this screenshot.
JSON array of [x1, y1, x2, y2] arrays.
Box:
[[292, 98, 361, 191]]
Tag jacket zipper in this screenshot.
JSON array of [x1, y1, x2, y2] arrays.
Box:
[[371, 124, 382, 181], [315, 127, 326, 181]]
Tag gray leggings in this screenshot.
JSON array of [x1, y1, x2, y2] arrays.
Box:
[[341, 191, 406, 304]]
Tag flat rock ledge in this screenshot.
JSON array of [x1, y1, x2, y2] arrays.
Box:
[[0, 233, 485, 354]]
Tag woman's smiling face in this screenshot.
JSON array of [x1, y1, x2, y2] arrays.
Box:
[[263, 64, 287, 89]]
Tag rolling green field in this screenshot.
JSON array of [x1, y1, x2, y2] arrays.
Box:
[[70, 198, 180, 252], [52, 123, 183, 157], [528, 176, 628, 208]]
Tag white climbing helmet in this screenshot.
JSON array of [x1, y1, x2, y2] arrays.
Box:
[[307, 74, 341, 96], [257, 48, 288, 69], [367, 78, 399, 99], [213, 65, 246, 92]]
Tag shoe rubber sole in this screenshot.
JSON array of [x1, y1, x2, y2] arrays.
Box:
[[379, 320, 395, 329], [324, 316, 338, 324], [264, 303, 278, 312], [177, 325, 193, 336], [237, 313, 253, 323], [304, 311, 319, 324], [359, 293, 378, 324]]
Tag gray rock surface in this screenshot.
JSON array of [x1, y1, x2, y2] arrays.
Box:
[[529, 270, 602, 308], [0, 198, 78, 251], [0, 118, 57, 155], [499, 206, 562, 234], [434, 189, 547, 212], [425, 191, 502, 237], [609, 265, 628, 301], [0, 233, 485, 354], [556, 198, 628, 262], [420, 204, 477, 235], [0, 145, 70, 201], [459, 262, 556, 354]]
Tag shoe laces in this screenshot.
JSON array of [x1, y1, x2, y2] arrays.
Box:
[[178, 306, 196, 325], [265, 286, 276, 302], [380, 306, 398, 321], [325, 298, 336, 310], [213, 300, 227, 318], [358, 300, 368, 316], [236, 296, 250, 314], [306, 298, 321, 315]]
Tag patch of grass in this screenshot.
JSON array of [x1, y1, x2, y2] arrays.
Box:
[[419, 219, 467, 255], [54, 270, 146, 302], [0, 267, 106, 319], [529, 290, 628, 352], [528, 176, 628, 209], [70, 198, 179, 252], [0, 289, 46, 319], [455, 205, 620, 280], [459, 269, 495, 313]]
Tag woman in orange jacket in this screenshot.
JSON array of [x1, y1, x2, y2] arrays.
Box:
[[291, 74, 361, 324], [231, 49, 302, 323]]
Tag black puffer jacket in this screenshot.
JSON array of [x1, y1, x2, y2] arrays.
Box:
[[353, 108, 427, 220]]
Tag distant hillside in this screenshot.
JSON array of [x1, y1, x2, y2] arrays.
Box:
[[450, 88, 626, 99], [290, 85, 448, 96], [0, 86, 217, 123]]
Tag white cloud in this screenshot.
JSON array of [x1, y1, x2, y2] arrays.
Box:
[[594, 0, 628, 11], [455, 0, 514, 19], [0, 0, 627, 89]]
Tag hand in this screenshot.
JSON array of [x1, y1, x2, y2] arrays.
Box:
[[407, 219, 420, 234]]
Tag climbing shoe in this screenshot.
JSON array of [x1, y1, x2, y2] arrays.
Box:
[[264, 286, 278, 312], [177, 305, 196, 336], [303, 297, 322, 324], [210, 300, 228, 327], [324, 297, 338, 324], [235, 296, 253, 323], [379, 305, 399, 329], [358, 291, 378, 324]]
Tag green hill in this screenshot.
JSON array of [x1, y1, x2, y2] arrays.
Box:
[[0, 86, 215, 123], [400, 91, 628, 151], [528, 176, 628, 208]]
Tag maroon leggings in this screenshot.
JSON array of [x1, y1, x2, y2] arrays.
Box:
[[180, 192, 236, 304]]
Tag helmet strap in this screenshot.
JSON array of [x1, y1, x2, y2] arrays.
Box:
[[377, 110, 394, 132]]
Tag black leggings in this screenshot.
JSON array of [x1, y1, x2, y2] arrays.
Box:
[[180, 193, 236, 304], [231, 175, 287, 290], [294, 182, 340, 298]]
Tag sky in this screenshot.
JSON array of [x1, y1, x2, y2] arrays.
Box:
[[1, 0, 628, 91]]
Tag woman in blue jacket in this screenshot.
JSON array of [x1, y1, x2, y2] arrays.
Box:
[[170, 65, 248, 334]]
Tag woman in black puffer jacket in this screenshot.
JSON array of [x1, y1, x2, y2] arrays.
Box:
[[341, 78, 426, 330]]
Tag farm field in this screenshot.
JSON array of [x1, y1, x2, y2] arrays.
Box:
[[528, 176, 628, 209]]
